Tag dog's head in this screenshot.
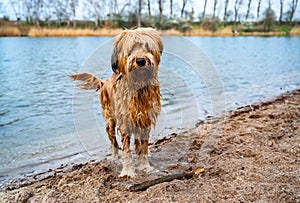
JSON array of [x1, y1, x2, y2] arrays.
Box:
[[111, 28, 163, 83]]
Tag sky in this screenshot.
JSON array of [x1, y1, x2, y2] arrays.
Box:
[[0, 0, 299, 21]]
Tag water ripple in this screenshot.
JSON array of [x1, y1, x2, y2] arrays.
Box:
[[0, 118, 20, 127]]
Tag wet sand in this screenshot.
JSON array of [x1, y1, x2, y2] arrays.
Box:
[[1, 89, 299, 202]]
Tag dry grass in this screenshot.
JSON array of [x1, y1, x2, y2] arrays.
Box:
[[159, 29, 182, 36], [191, 27, 233, 36], [28, 27, 123, 37], [159, 28, 234, 36], [160, 27, 290, 36], [1, 24, 300, 37], [0, 26, 21, 36], [179, 27, 292, 36], [239, 31, 289, 36], [290, 26, 300, 36]]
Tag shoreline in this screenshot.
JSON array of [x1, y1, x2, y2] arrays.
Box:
[[1, 26, 300, 37], [1, 88, 299, 202]]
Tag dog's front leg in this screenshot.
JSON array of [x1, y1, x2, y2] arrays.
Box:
[[135, 128, 154, 173], [119, 133, 136, 177]]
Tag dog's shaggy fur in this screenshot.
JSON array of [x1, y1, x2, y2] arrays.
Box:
[[71, 28, 163, 177]]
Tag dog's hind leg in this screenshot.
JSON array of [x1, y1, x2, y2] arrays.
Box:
[[106, 118, 119, 160], [120, 133, 136, 177]]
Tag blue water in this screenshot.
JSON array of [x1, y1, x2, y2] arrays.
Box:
[[0, 36, 299, 184]]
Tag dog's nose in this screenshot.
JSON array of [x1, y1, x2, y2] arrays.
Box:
[[136, 58, 146, 66]]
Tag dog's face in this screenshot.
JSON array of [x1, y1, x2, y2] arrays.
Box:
[[111, 28, 163, 83]]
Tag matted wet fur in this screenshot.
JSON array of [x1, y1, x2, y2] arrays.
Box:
[[71, 28, 163, 177]]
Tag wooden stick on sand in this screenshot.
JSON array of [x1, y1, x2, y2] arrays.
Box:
[[129, 169, 204, 191]]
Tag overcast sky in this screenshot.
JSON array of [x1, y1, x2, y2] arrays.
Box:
[[1, 0, 299, 21]]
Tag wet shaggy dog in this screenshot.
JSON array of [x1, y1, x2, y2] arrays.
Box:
[[71, 28, 163, 177]]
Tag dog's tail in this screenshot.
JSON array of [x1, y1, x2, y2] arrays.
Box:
[[70, 73, 104, 91]]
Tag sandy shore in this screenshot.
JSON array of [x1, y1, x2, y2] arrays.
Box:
[[1, 89, 299, 202]]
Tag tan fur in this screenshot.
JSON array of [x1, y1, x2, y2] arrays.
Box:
[[71, 28, 163, 177]]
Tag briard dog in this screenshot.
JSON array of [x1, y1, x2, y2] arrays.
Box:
[[71, 28, 163, 177]]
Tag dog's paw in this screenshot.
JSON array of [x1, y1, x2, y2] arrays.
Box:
[[107, 154, 119, 162], [137, 155, 154, 173], [120, 152, 136, 177], [119, 168, 136, 177], [111, 146, 119, 159], [137, 163, 154, 173]]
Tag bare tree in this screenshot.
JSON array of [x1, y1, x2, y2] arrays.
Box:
[[59, 0, 73, 27], [109, 0, 119, 17], [138, 0, 142, 27], [23, 0, 32, 23], [287, 0, 298, 23], [202, 0, 208, 20], [118, 0, 130, 15], [147, 0, 152, 18], [181, 0, 188, 18], [278, 0, 284, 24], [245, 0, 253, 21], [223, 0, 230, 23], [85, 0, 103, 28], [32, 0, 43, 26], [234, 0, 243, 23], [70, 0, 78, 27], [62, 0, 76, 27], [170, 0, 173, 16], [54, 0, 64, 27], [10, 0, 23, 21], [227, 10, 234, 21], [257, 0, 262, 18], [213, 0, 219, 19], [158, 0, 164, 25], [43, 0, 54, 26]]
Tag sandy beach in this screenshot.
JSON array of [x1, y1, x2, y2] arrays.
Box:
[[1, 89, 299, 202]]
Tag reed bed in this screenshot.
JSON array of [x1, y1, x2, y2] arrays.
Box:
[[159, 28, 234, 36], [1, 25, 299, 37], [191, 28, 233, 36], [290, 26, 300, 36], [28, 27, 122, 37], [159, 29, 182, 36], [0, 26, 21, 36], [239, 31, 289, 36]]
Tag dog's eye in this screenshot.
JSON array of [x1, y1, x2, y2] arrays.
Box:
[[128, 49, 132, 56], [145, 43, 149, 51]]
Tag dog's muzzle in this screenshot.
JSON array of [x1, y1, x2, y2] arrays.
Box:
[[130, 66, 154, 83]]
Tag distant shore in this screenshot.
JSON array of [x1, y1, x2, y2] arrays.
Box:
[[1, 25, 300, 37], [1, 89, 299, 202]]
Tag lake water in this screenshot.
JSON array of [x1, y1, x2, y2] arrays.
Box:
[[0, 36, 299, 184]]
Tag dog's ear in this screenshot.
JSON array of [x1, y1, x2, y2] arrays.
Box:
[[156, 35, 164, 55], [157, 36, 164, 55], [111, 30, 128, 74], [111, 53, 119, 74]]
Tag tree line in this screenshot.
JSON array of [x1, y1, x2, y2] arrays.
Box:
[[1, 0, 299, 28]]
